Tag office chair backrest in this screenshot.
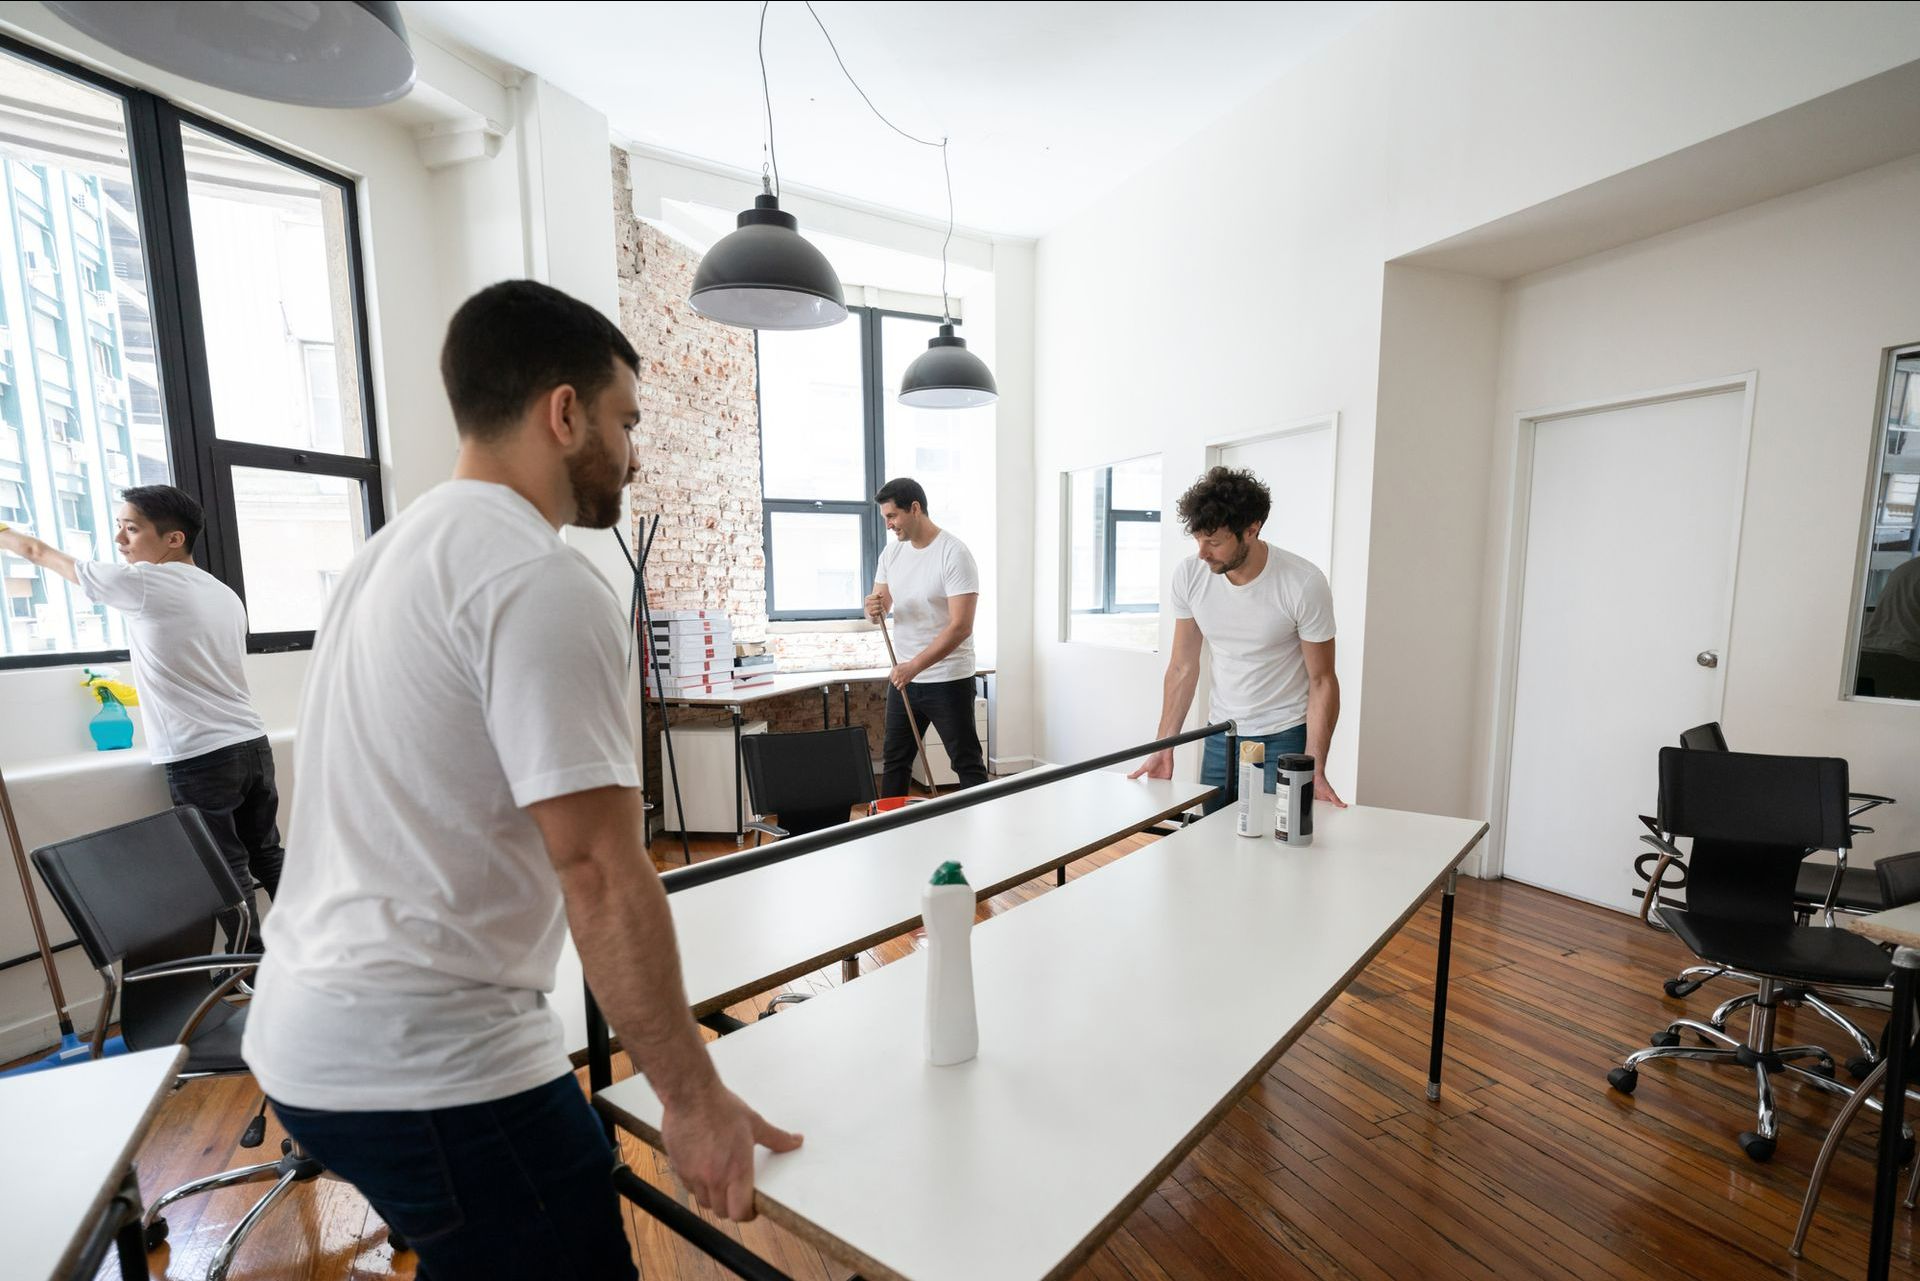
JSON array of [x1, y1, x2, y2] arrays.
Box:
[[741, 726, 877, 838], [1657, 747, 1850, 924], [1678, 722, 1729, 752], [32, 807, 247, 1052]]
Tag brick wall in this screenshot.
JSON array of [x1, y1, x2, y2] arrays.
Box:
[[612, 149, 897, 823]]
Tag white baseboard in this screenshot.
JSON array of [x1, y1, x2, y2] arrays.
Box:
[[990, 755, 1040, 774]]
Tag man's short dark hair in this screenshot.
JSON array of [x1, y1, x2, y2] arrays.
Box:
[[121, 484, 203, 550], [440, 280, 640, 440], [874, 477, 929, 515], [1176, 466, 1271, 537]]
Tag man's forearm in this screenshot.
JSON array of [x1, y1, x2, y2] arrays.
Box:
[[1155, 664, 1200, 738], [0, 529, 80, 584], [560, 844, 717, 1110], [1305, 675, 1339, 766]]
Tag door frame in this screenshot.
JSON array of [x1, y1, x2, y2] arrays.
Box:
[[1203, 412, 1340, 577], [1481, 374, 1758, 882]]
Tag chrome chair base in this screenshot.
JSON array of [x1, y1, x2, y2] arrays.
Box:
[[143, 1140, 327, 1281]]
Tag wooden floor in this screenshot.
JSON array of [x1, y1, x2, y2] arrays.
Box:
[[66, 829, 1918, 1281]]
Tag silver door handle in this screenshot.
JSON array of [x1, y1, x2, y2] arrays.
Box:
[[1696, 651, 1719, 669]]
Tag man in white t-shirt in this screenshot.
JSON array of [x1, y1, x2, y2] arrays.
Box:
[[243, 281, 798, 1279], [1129, 466, 1346, 815], [0, 486, 280, 929], [862, 477, 988, 796]]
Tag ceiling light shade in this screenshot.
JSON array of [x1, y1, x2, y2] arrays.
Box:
[[900, 324, 997, 408], [689, 194, 847, 331], [41, 1, 416, 108]]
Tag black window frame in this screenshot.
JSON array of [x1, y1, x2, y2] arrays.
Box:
[[1070, 464, 1161, 617], [757, 304, 949, 623], [0, 33, 385, 671]]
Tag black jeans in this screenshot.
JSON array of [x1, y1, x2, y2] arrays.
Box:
[[164, 736, 283, 943], [881, 676, 988, 797], [272, 1075, 637, 1281]]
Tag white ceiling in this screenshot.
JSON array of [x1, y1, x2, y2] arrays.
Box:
[[404, 1, 1383, 239]]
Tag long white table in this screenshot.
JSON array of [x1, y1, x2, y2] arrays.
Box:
[[0, 1045, 185, 1281], [598, 802, 1487, 1281], [667, 771, 1213, 1016]]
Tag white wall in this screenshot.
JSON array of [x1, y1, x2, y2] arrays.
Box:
[[1032, 2, 1920, 798], [1471, 154, 1920, 859]]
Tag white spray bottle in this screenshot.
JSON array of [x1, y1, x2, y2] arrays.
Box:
[[923, 860, 979, 1066]]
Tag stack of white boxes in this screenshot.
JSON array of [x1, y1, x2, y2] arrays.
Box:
[[646, 610, 733, 697]]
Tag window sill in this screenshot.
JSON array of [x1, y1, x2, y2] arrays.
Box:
[[768, 619, 879, 636]]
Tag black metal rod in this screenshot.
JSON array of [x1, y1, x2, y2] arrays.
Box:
[[622, 520, 692, 866], [610, 1164, 796, 1281], [1223, 729, 1240, 807], [1427, 872, 1458, 1101], [660, 718, 1233, 893], [1869, 951, 1916, 1280], [733, 709, 745, 842]]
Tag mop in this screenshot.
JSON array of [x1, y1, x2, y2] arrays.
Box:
[[0, 764, 125, 1075], [877, 615, 932, 796]]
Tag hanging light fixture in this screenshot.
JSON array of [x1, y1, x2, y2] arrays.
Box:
[[42, 1, 416, 108], [689, 3, 847, 331]]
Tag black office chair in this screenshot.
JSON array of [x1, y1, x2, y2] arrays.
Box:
[[741, 725, 878, 845], [32, 808, 327, 1281], [1608, 748, 1895, 1161]]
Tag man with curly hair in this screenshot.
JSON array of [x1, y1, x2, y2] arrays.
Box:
[[1129, 466, 1345, 813]]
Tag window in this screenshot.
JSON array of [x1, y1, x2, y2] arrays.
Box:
[[757, 306, 971, 621], [0, 36, 383, 667], [1850, 344, 1920, 701], [1063, 456, 1162, 650]]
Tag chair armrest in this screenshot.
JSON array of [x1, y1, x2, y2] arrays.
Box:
[[125, 953, 263, 982]]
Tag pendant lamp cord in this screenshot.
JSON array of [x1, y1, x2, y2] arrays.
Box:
[[799, 1, 956, 325], [758, 1, 781, 198]]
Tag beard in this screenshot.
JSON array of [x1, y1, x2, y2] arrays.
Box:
[[568, 430, 631, 529], [1209, 536, 1251, 575]]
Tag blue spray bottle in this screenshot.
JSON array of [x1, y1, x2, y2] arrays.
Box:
[[81, 668, 138, 751]]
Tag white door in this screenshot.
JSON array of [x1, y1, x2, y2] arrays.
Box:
[[1502, 389, 1746, 912], [1215, 424, 1335, 573]]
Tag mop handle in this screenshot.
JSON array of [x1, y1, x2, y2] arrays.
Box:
[[0, 767, 71, 1026], [878, 616, 930, 784]]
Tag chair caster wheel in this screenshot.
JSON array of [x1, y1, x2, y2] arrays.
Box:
[[1650, 1031, 1681, 1048], [281, 1137, 293, 1156], [1662, 979, 1686, 998], [1738, 1132, 1775, 1162], [1847, 1056, 1877, 1081], [1811, 1061, 1836, 1079], [1607, 1067, 1637, 1095], [144, 1217, 168, 1251], [389, 1229, 410, 1253]]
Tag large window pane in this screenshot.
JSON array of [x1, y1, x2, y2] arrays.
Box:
[[1063, 457, 1161, 651], [1114, 520, 1161, 607], [0, 48, 169, 659], [1111, 457, 1160, 511], [759, 323, 863, 500], [231, 467, 367, 633], [183, 124, 366, 457], [880, 314, 994, 554], [769, 509, 863, 613]]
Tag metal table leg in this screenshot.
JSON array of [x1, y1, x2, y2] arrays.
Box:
[[820, 686, 829, 729], [842, 681, 851, 726], [1869, 946, 1918, 1281], [731, 706, 745, 847], [1427, 868, 1459, 1102]]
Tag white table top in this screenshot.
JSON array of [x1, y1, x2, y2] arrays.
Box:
[[648, 667, 994, 708], [667, 771, 1212, 1015], [1846, 901, 1920, 950], [602, 803, 1487, 1281], [0, 1046, 185, 1281]]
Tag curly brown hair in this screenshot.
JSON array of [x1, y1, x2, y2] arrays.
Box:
[[1175, 466, 1271, 537]]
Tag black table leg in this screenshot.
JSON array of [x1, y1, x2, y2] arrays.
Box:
[[1427, 868, 1459, 1102], [842, 682, 851, 726], [1869, 946, 1918, 1281], [732, 706, 745, 847]]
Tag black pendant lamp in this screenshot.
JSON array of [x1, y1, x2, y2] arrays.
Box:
[[42, 1, 416, 108], [900, 322, 996, 408], [689, 2, 847, 332]]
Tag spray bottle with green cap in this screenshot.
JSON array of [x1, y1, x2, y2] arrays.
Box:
[[923, 859, 978, 1066]]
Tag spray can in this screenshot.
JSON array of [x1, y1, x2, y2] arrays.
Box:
[[1275, 753, 1315, 846], [923, 860, 978, 1066], [1235, 741, 1266, 837]]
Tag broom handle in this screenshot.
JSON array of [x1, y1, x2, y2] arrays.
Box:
[[878, 617, 930, 789], [0, 766, 72, 1031]]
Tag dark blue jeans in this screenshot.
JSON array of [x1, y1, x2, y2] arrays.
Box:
[[1199, 724, 1308, 816], [272, 1075, 637, 1281]]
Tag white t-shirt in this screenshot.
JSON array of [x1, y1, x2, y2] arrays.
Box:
[[243, 480, 639, 1112], [1171, 543, 1336, 737], [72, 560, 264, 764], [875, 530, 979, 684]]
